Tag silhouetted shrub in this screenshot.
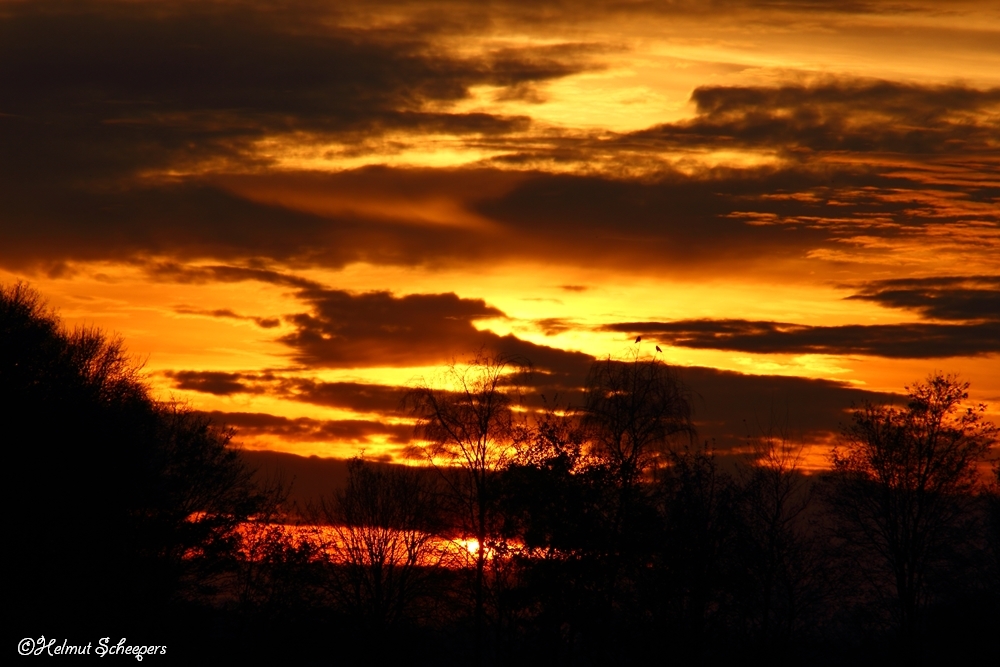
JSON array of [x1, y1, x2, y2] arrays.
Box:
[[2, 283, 270, 636]]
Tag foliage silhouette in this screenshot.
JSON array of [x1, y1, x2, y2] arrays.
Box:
[[583, 350, 694, 487], [580, 352, 696, 654], [825, 373, 997, 644], [989, 461, 1000, 592], [2, 282, 273, 635], [497, 402, 606, 659], [488, 352, 699, 660], [651, 443, 739, 658], [9, 281, 998, 662]]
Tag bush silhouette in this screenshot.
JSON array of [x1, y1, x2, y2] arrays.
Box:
[[2, 283, 269, 635]]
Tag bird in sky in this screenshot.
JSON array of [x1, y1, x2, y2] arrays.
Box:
[[635, 336, 642, 343], [656, 345, 662, 353]]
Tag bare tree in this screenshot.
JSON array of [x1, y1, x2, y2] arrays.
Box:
[[733, 432, 821, 656], [825, 373, 997, 642], [578, 350, 695, 654], [583, 349, 694, 487], [319, 457, 450, 633], [404, 351, 531, 653], [581, 350, 694, 565]]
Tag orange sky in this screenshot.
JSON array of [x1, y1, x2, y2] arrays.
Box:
[[2, 0, 998, 467]]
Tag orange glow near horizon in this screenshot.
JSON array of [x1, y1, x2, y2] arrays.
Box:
[[2, 0, 998, 469], [4, 256, 998, 463], [236, 520, 508, 570]]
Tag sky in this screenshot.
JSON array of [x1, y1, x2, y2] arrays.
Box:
[[2, 0, 998, 470]]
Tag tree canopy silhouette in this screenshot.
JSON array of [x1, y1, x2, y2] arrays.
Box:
[[2, 283, 271, 634], [825, 373, 998, 643], [583, 351, 694, 487]]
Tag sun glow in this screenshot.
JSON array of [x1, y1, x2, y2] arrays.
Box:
[[250, 133, 515, 172], [459, 538, 481, 557], [236, 521, 505, 569]]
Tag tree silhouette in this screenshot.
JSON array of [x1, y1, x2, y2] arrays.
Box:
[[487, 351, 695, 659], [586, 355, 690, 560], [583, 350, 694, 488], [825, 373, 997, 644], [583, 352, 693, 621], [13, 280, 997, 658], [234, 518, 322, 620], [318, 456, 451, 635], [496, 402, 602, 659], [404, 351, 531, 655], [731, 433, 822, 659], [652, 442, 738, 659], [985, 461, 1000, 604], [3, 283, 271, 634]]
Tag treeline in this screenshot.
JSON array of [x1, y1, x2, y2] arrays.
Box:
[[4, 283, 998, 664], [4, 283, 281, 649], [315, 354, 999, 665]]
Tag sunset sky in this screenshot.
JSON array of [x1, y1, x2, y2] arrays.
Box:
[[3, 0, 998, 470]]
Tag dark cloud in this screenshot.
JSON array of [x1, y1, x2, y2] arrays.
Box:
[[845, 276, 1000, 322], [605, 319, 1000, 359], [201, 410, 412, 444], [472, 165, 964, 272], [629, 80, 1000, 157], [0, 0, 608, 271], [0, 1, 603, 183], [3, 156, 994, 282], [279, 287, 595, 375], [0, 169, 514, 271], [241, 449, 449, 507], [535, 318, 576, 336], [166, 366, 586, 423], [676, 365, 898, 453], [277, 379, 407, 414], [279, 371, 586, 422], [164, 369, 408, 413], [495, 358, 899, 454], [165, 370, 263, 396], [241, 449, 353, 507], [1, 2, 995, 293], [200, 359, 897, 460], [174, 305, 280, 328], [1, 3, 992, 275], [151, 268, 596, 382], [0, 182, 352, 271], [322, 1, 981, 30], [279, 288, 502, 367], [184, 346, 915, 469], [602, 273, 1000, 359], [150, 263, 323, 290]]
